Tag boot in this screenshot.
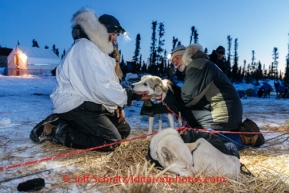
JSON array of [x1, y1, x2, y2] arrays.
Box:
[[50, 121, 71, 146], [30, 114, 60, 143]]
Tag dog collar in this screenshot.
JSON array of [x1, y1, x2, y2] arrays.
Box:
[[154, 93, 163, 102]]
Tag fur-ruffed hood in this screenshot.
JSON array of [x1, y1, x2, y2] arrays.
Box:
[[182, 43, 209, 66], [72, 7, 113, 54]]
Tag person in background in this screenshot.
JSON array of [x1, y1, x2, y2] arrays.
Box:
[[209, 46, 228, 76], [169, 43, 264, 149], [30, 7, 150, 151], [167, 63, 175, 82]]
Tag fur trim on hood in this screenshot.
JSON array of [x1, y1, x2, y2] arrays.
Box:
[[182, 43, 204, 66], [72, 7, 113, 54]]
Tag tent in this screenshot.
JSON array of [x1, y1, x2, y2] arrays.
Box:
[[7, 46, 60, 76]]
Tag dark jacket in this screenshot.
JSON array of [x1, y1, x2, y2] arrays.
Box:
[[209, 50, 228, 75], [181, 50, 243, 131]]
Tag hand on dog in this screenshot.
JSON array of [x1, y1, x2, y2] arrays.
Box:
[[134, 91, 152, 101], [115, 108, 125, 123]]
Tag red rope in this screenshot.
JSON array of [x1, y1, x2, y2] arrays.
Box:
[[175, 126, 288, 135], [0, 104, 287, 172], [0, 132, 158, 172], [165, 103, 289, 135]]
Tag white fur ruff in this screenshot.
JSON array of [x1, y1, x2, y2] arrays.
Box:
[[72, 7, 113, 54]]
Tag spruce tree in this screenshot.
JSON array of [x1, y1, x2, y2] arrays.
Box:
[[139, 54, 142, 67], [256, 61, 263, 83], [32, 39, 39, 47], [284, 59, 289, 86], [193, 29, 199, 43], [172, 36, 178, 50], [157, 22, 165, 66], [236, 66, 242, 82], [149, 21, 157, 69], [204, 48, 208, 54], [251, 50, 256, 72], [226, 35, 232, 79], [189, 26, 198, 44], [284, 38, 289, 86], [189, 26, 195, 44], [231, 38, 239, 82], [120, 55, 125, 67], [52, 44, 56, 53], [55, 48, 59, 57], [61, 49, 66, 59], [52, 44, 59, 57], [132, 34, 141, 64], [241, 62, 245, 82], [226, 36, 232, 64], [272, 47, 279, 80]]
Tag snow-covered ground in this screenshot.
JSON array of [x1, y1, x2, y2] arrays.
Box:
[[0, 75, 289, 192]]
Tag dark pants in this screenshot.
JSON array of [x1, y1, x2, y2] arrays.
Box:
[[181, 107, 240, 131], [57, 102, 130, 151], [180, 108, 243, 149]]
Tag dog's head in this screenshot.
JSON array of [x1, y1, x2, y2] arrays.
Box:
[[159, 145, 194, 176], [131, 75, 171, 96], [150, 128, 194, 176]]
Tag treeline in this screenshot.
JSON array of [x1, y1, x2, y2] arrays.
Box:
[[27, 22, 289, 86], [28, 39, 66, 59], [125, 21, 289, 86]]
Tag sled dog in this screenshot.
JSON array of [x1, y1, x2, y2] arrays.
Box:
[[149, 128, 240, 178], [131, 75, 181, 134], [149, 128, 194, 176]]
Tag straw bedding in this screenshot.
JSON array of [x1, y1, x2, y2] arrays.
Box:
[[1, 123, 289, 193]]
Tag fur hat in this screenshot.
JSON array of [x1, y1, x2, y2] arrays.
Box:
[[71, 7, 113, 54], [168, 45, 186, 61], [98, 14, 125, 34], [182, 43, 203, 66]]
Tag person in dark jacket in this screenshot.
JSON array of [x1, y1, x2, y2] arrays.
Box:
[[181, 44, 242, 131], [169, 43, 264, 149], [209, 46, 228, 76]]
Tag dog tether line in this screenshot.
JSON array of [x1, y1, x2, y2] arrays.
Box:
[[1, 105, 287, 172], [0, 132, 159, 172], [164, 103, 289, 147]]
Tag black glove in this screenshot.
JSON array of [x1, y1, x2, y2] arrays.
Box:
[[125, 88, 133, 106], [17, 178, 45, 192], [125, 88, 144, 106]]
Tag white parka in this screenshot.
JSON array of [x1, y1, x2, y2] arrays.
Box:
[[50, 8, 127, 114]]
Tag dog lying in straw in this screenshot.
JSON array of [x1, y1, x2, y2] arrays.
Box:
[[149, 128, 240, 178], [131, 75, 182, 134]]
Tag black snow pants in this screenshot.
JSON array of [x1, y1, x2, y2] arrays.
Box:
[[57, 101, 130, 151]]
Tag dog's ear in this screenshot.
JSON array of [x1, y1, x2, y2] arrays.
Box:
[[161, 146, 175, 161], [186, 141, 201, 152], [154, 84, 165, 93], [162, 79, 172, 91], [154, 80, 169, 93]]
